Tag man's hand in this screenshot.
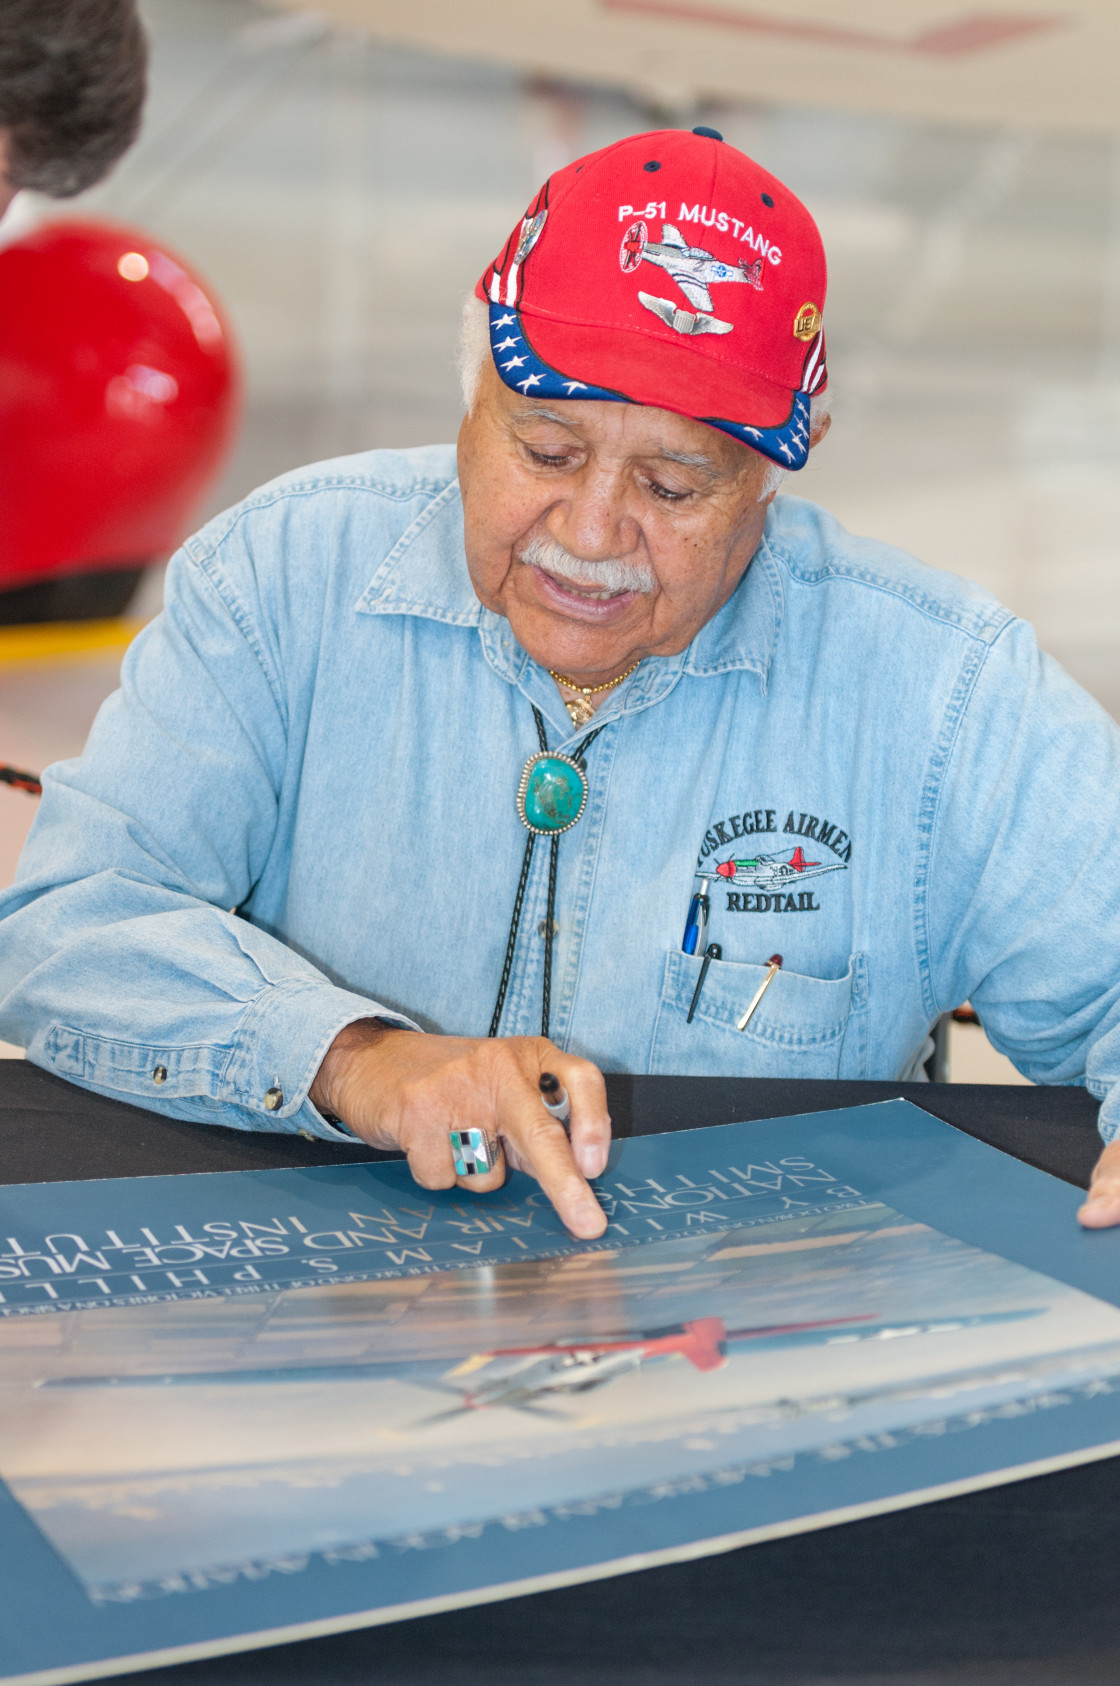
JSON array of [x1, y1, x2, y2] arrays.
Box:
[[1079, 1139, 1120, 1228], [310, 1021, 610, 1239]]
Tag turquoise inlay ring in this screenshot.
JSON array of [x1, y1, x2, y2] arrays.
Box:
[[516, 751, 588, 835], [451, 1127, 499, 1177]]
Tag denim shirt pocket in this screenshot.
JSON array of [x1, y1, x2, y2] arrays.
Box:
[[648, 950, 868, 1079]]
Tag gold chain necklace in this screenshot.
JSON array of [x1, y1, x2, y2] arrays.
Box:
[[548, 661, 641, 727]]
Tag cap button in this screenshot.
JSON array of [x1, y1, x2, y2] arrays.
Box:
[[692, 126, 723, 141]]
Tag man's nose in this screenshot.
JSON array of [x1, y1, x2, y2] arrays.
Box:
[[546, 469, 639, 562]]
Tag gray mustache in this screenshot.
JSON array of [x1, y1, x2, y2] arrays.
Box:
[[518, 535, 656, 596]]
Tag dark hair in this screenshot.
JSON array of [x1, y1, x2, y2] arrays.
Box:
[[0, 0, 147, 197]]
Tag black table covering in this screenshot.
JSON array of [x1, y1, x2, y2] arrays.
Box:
[[1, 1060, 1114, 1685]]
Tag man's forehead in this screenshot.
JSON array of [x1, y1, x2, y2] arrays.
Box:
[[501, 387, 746, 476]]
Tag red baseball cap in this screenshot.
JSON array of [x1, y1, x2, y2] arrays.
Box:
[[477, 127, 827, 469]]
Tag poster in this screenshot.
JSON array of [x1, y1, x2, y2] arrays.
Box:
[[2, 1097, 1120, 1685]]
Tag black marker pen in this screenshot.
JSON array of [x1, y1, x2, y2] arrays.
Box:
[[539, 1071, 571, 1129]]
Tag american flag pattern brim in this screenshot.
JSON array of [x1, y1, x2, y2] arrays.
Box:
[[488, 301, 818, 471]]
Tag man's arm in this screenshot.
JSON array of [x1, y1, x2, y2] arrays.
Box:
[[0, 534, 399, 1139], [0, 518, 609, 1236], [925, 618, 1120, 1222]]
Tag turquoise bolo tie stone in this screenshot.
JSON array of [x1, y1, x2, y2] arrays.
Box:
[[518, 752, 588, 835]]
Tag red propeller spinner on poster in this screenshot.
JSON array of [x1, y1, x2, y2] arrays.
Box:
[[0, 218, 240, 602]]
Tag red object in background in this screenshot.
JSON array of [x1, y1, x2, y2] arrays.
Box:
[[0, 220, 239, 589]]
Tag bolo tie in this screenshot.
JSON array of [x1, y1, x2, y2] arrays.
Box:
[[488, 705, 605, 1041]]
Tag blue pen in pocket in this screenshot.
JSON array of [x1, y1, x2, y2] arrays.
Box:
[[682, 877, 711, 956]]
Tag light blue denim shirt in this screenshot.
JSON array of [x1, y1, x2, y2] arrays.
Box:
[[3, 444, 1120, 1141]]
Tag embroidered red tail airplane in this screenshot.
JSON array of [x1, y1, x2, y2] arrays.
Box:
[[787, 846, 818, 873]]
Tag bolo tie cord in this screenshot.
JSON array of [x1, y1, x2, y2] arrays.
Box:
[[0, 763, 42, 795], [488, 705, 605, 1042]]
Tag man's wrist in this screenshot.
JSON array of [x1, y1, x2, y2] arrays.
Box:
[[309, 1016, 414, 1122]]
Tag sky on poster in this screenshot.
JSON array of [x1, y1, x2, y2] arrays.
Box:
[[3, 1201, 1120, 1597]]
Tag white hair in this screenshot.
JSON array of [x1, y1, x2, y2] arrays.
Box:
[[457, 292, 830, 502], [458, 293, 492, 414]]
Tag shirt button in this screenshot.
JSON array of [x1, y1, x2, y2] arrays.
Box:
[[152, 1065, 167, 1085], [264, 1087, 284, 1111], [298, 1129, 314, 1141]]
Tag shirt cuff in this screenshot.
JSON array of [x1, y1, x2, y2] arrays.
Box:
[[227, 980, 420, 1142], [1092, 1077, 1116, 1145]]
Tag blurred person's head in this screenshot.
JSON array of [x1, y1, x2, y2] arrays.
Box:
[[0, 0, 147, 220]]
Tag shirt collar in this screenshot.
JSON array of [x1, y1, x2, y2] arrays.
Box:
[[355, 478, 784, 710], [356, 479, 484, 627]]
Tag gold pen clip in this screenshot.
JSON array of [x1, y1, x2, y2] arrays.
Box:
[[736, 953, 783, 1032]]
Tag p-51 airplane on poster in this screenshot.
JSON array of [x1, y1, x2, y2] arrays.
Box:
[[39, 1310, 1044, 1420], [39, 1313, 869, 1400], [424, 1308, 1043, 1420], [426, 1314, 868, 1419]]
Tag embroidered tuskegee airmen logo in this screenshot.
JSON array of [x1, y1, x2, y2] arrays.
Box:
[[696, 808, 852, 913], [619, 220, 763, 338]]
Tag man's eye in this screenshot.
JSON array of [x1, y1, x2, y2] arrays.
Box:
[[646, 479, 689, 503], [526, 448, 572, 468]]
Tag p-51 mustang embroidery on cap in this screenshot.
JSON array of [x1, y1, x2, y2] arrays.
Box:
[[620, 218, 763, 338]]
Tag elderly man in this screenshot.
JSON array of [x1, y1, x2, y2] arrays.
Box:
[[3, 128, 1120, 1239]]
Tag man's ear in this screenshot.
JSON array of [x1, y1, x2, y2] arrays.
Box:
[[809, 410, 832, 449]]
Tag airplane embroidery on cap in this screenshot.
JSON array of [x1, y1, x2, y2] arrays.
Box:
[[620, 220, 762, 337]]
